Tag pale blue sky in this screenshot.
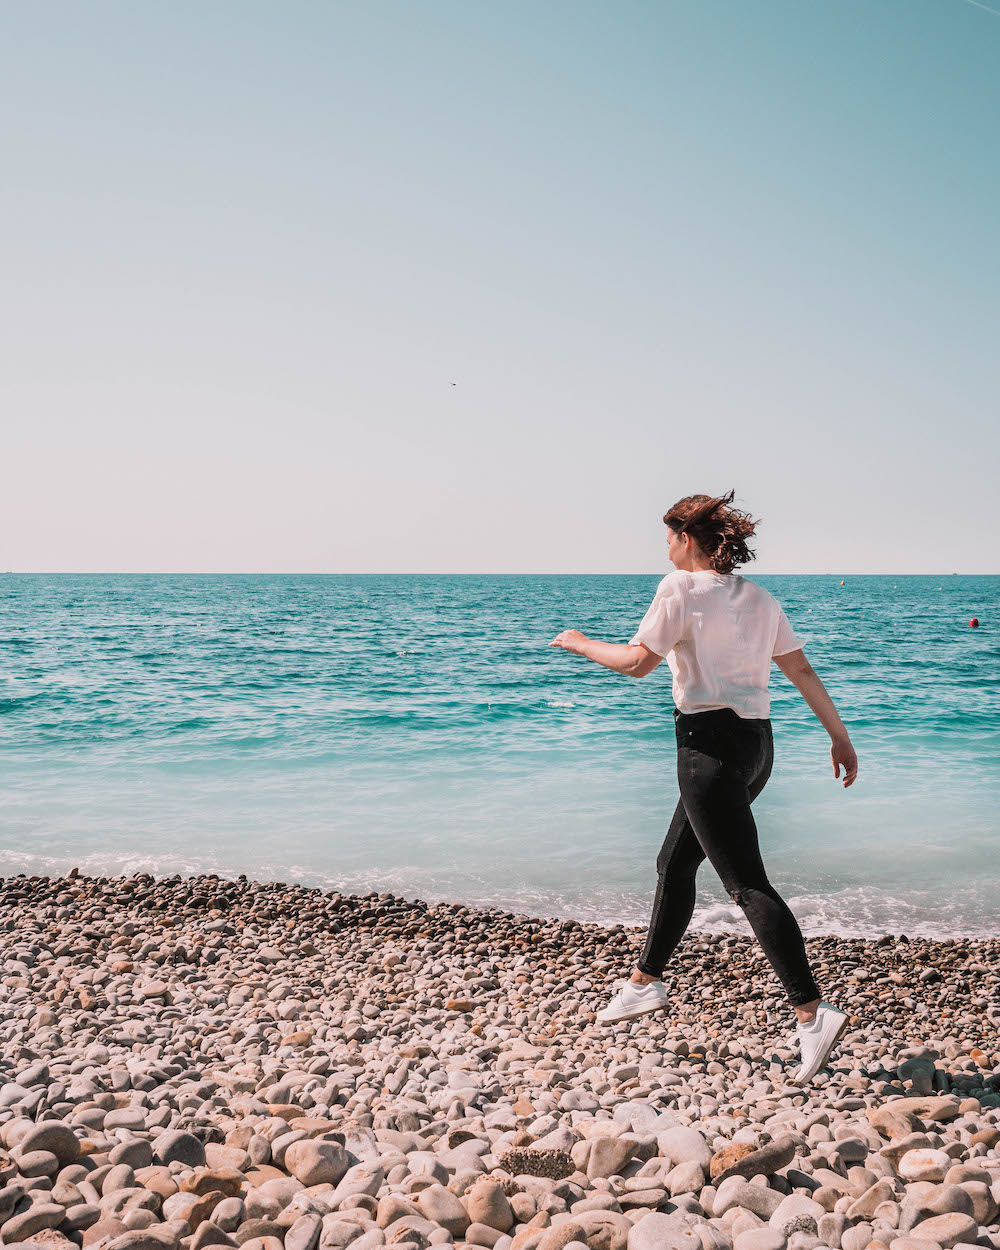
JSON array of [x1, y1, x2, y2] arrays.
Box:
[[2, 1, 996, 573]]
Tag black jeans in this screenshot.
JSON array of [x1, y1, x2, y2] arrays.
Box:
[[636, 706, 821, 1007]]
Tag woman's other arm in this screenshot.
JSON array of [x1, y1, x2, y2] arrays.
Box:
[[773, 649, 859, 788], [549, 631, 663, 678]]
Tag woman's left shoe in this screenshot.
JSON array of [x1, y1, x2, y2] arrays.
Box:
[[596, 977, 671, 1023], [792, 1002, 849, 1083]]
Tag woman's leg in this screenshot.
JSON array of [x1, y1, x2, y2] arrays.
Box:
[[678, 741, 821, 1007], [634, 795, 706, 979]]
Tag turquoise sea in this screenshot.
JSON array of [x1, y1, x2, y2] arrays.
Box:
[[1, 574, 998, 938]]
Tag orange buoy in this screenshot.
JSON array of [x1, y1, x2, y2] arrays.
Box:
[[839, 579, 845, 586], [969, 618, 979, 628]]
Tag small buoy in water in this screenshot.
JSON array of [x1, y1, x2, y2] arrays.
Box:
[[839, 579, 845, 586], [970, 618, 980, 628]]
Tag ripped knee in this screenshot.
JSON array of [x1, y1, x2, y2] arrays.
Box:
[[729, 887, 750, 908]]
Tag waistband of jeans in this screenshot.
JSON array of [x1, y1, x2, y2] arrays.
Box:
[[673, 706, 771, 729]]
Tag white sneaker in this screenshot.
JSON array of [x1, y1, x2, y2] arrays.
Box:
[[792, 1001, 849, 1083], [596, 977, 670, 1024]]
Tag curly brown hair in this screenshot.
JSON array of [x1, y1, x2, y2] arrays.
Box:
[[663, 489, 759, 575]]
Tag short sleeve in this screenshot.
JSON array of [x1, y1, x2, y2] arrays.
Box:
[[629, 579, 687, 657], [772, 603, 806, 657]]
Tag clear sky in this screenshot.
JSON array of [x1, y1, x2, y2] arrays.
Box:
[[2, 0, 996, 574]]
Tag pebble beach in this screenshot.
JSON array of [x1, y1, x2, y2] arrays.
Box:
[[1, 873, 999, 1250]]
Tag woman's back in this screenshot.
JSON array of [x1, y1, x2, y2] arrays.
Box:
[[551, 488, 857, 1080], [629, 569, 804, 719]]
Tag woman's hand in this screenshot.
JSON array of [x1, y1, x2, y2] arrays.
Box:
[[549, 632, 660, 676], [549, 629, 590, 656], [831, 736, 859, 788]]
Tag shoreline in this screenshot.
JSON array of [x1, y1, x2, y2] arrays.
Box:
[[2, 861, 997, 945], [0, 870, 998, 1250]]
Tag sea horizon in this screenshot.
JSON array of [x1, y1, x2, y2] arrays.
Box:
[[2, 571, 996, 577]]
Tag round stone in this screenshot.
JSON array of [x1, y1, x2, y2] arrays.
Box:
[[627, 1212, 702, 1250], [908, 1213, 978, 1249], [415, 1184, 470, 1237], [152, 1132, 207, 1169], [18, 1122, 81, 1167], [283, 1140, 349, 1187], [733, 1230, 788, 1250], [898, 1150, 951, 1183], [463, 1181, 515, 1234], [2, 1206, 67, 1244]]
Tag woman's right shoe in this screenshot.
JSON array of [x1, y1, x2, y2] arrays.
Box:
[[596, 977, 671, 1023], [792, 1001, 849, 1083]]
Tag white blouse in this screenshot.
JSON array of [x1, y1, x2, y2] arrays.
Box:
[[629, 570, 806, 720]]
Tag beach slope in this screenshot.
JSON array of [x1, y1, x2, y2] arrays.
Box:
[[1, 872, 998, 1250]]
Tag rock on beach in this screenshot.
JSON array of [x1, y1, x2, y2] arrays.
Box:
[[0, 872, 997, 1250]]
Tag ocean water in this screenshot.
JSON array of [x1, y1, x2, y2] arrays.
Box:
[[1, 573, 998, 939]]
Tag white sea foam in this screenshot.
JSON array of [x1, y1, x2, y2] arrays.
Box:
[[1, 848, 997, 939]]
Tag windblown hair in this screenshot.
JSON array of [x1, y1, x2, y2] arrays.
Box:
[[663, 489, 759, 575]]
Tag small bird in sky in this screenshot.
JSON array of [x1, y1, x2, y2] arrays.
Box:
[[450, 381, 457, 386]]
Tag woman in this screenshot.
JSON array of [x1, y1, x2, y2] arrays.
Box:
[[549, 491, 859, 1084]]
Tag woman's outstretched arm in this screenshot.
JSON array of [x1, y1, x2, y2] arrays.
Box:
[[549, 630, 663, 678], [773, 648, 859, 788]]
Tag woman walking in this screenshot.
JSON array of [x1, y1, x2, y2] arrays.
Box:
[[549, 491, 859, 1084]]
